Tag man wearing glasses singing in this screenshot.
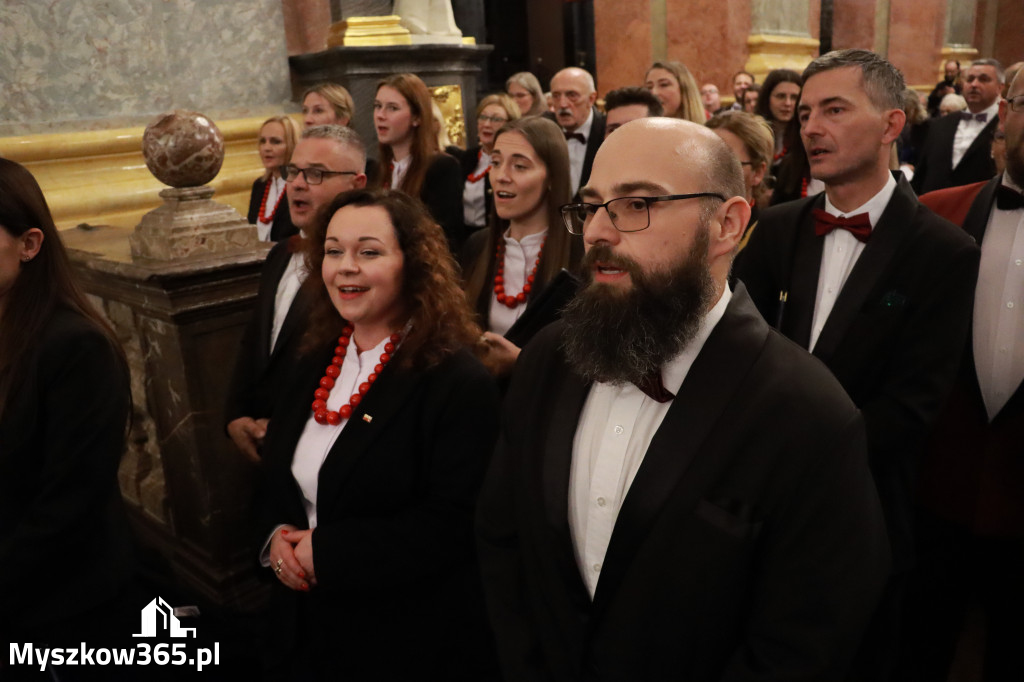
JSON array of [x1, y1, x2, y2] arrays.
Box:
[[225, 125, 367, 461], [477, 116, 889, 680]]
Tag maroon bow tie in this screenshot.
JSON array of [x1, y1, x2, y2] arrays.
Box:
[[960, 111, 988, 122], [812, 209, 872, 243], [996, 184, 1024, 211], [564, 131, 586, 144], [634, 371, 675, 403]]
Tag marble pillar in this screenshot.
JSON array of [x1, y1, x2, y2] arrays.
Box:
[[940, 0, 979, 79], [66, 111, 271, 611], [745, 0, 820, 81]]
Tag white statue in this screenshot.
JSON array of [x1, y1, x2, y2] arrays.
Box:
[[393, 0, 463, 44]]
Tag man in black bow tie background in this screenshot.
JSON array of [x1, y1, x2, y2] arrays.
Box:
[[478, 116, 890, 681], [913, 59, 1003, 194], [546, 66, 605, 196], [904, 68, 1024, 682], [734, 48, 980, 682]]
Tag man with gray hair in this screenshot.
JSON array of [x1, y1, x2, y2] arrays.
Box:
[[225, 124, 368, 460], [478, 117, 889, 679], [735, 48, 980, 681], [546, 66, 605, 194], [913, 58, 1004, 194]]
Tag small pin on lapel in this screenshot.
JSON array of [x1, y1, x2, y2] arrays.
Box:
[[362, 414, 373, 423]]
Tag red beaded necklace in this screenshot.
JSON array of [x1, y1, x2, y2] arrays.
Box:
[[258, 178, 286, 224], [311, 326, 402, 425], [493, 236, 545, 309], [466, 149, 490, 183]]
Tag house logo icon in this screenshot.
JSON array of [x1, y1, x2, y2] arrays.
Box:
[[132, 597, 197, 638]]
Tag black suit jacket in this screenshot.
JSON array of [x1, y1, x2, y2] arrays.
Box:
[[544, 108, 606, 193], [477, 286, 890, 681], [0, 308, 135, 639], [420, 152, 467, 252], [247, 177, 297, 242], [259, 346, 500, 678], [918, 176, 1024, 537], [911, 113, 998, 194], [733, 173, 980, 570], [224, 241, 312, 428]]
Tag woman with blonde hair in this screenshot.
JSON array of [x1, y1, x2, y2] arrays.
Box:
[[461, 116, 582, 377], [248, 115, 300, 241], [644, 61, 705, 123], [373, 73, 464, 250], [505, 71, 546, 117], [706, 110, 774, 250], [301, 82, 355, 128], [452, 93, 522, 234]]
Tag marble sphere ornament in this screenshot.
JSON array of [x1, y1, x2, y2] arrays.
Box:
[[142, 110, 225, 187]]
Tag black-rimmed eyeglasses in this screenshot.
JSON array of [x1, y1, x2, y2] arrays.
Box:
[[280, 164, 358, 185], [560, 193, 727, 235]]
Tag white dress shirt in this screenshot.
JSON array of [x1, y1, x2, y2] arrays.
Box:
[[488, 229, 546, 336], [568, 286, 732, 597], [564, 109, 594, 196], [463, 149, 492, 227], [290, 335, 394, 528], [256, 175, 286, 242], [952, 101, 1000, 168], [810, 173, 897, 351], [270, 252, 307, 353], [973, 173, 1024, 420], [391, 154, 412, 190]]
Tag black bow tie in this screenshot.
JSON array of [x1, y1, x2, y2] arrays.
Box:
[[996, 184, 1024, 211], [634, 371, 674, 403], [564, 131, 586, 144], [960, 112, 988, 122]]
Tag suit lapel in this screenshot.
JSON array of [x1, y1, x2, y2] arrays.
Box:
[[588, 286, 770, 624], [784, 197, 826, 347], [258, 245, 293, 362], [956, 118, 998, 170], [812, 175, 916, 364], [313, 360, 423, 515]]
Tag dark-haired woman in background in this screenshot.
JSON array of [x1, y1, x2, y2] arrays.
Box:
[[755, 69, 802, 170], [373, 73, 465, 251], [248, 115, 299, 241], [461, 116, 581, 377], [258, 188, 499, 679], [0, 158, 135, 651], [453, 93, 522, 236]]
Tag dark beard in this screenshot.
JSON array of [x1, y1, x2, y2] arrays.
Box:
[[560, 229, 715, 385]]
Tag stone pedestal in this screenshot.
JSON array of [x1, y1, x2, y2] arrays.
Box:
[[66, 223, 272, 612], [289, 43, 492, 157]]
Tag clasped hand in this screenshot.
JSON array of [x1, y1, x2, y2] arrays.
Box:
[[269, 526, 317, 592]]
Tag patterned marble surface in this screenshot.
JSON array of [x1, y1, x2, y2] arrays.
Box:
[[143, 110, 224, 187], [0, 0, 292, 132]]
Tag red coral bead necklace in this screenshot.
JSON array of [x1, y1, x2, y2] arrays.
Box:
[[493, 236, 545, 309], [258, 177, 286, 223], [312, 325, 402, 426]]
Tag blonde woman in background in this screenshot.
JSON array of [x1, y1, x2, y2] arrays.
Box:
[[248, 115, 300, 241], [644, 61, 705, 123], [301, 83, 355, 128], [506, 71, 546, 117]]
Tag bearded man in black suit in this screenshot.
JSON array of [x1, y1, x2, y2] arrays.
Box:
[[734, 49, 980, 681], [477, 116, 889, 681]]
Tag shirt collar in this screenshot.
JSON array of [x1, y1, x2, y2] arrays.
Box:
[[1002, 171, 1023, 194], [823, 171, 898, 228], [566, 108, 595, 140], [661, 285, 733, 395]]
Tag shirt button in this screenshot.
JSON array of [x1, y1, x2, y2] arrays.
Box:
[[592, 563, 601, 573], [1016, 259, 1022, 266], [837, 246, 844, 253], [613, 425, 624, 435], [828, 287, 835, 294], [1001, 347, 1008, 353], [596, 497, 606, 507], [1008, 302, 1015, 309]]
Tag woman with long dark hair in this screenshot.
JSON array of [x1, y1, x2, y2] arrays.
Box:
[[258, 188, 499, 679], [755, 69, 802, 168], [373, 73, 464, 251], [461, 116, 582, 377], [0, 158, 135, 649]]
